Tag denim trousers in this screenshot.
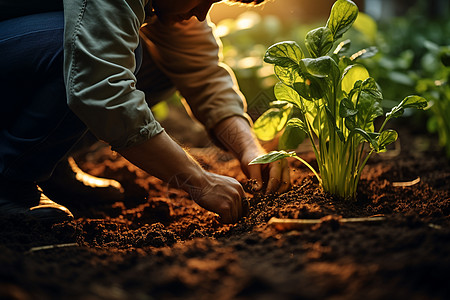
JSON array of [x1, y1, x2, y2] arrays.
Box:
[[0, 11, 158, 183]]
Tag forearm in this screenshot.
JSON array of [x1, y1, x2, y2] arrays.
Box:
[[213, 116, 263, 161], [117, 131, 206, 193], [118, 130, 246, 223]]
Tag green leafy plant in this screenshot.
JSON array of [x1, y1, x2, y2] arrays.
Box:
[[250, 0, 427, 200], [416, 43, 450, 157]]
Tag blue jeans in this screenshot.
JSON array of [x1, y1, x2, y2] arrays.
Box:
[[0, 11, 172, 183]]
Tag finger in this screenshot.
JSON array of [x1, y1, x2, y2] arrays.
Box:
[[230, 202, 238, 223], [236, 192, 242, 220], [247, 164, 264, 191], [220, 205, 233, 224], [266, 160, 283, 193], [278, 160, 291, 193], [242, 197, 249, 217], [234, 182, 245, 220]]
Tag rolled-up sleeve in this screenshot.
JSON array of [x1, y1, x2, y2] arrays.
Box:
[[140, 16, 249, 133], [63, 0, 163, 150]]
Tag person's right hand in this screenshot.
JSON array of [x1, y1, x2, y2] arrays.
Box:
[[118, 131, 246, 224], [189, 171, 246, 224]]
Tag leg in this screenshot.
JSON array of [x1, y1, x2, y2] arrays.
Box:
[[0, 12, 85, 222], [0, 12, 87, 182]]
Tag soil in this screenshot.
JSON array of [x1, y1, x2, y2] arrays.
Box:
[[0, 109, 449, 300]]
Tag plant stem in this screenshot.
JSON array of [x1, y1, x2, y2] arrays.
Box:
[[293, 155, 322, 184]]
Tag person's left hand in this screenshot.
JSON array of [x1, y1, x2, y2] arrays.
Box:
[[239, 147, 290, 194], [213, 116, 291, 194]]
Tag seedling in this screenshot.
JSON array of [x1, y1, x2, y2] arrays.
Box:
[[250, 0, 427, 200]]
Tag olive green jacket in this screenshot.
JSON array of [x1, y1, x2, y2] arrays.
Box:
[[63, 0, 247, 149], [1, 0, 247, 149]]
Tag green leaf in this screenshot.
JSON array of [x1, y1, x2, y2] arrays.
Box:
[[249, 150, 297, 165], [253, 105, 292, 141], [269, 100, 291, 108], [326, 0, 359, 40], [386, 95, 428, 120], [356, 92, 383, 132], [360, 77, 382, 103], [341, 64, 370, 95], [352, 12, 377, 44], [339, 97, 358, 118], [377, 130, 398, 151], [293, 57, 340, 101], [274, 83, 303, 109], [344, 115, 356, 131], [354, 128, 378, 151], [278, 119, 307, 150], [333, 39, 351, 55], [285, 117, 309, 133], [350, 46, 378, 61], [274, 65, 300, 86], [305, 27, 334, 58], [293, 77, 326, 100], [302, 56, 340, 81], [151, 101, 169, 121], [264, 41, 303, 68]]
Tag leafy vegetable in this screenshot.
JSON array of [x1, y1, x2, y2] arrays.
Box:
[[416, 44, 450, 157], [250, 0, 428, 200]]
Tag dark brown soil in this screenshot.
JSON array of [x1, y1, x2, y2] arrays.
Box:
[[1, 115, 449, 300]]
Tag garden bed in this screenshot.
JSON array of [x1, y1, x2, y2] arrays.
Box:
[[0, 117, 449, 300]]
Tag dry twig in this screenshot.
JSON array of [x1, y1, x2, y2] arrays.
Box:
[[268, 215, 386, 231]]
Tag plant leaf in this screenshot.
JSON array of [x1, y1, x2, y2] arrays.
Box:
[[253, 105, 292, 141], [285, 117, 309, 133], [249, 150, 297, 165], [302, 56, 340, 82], [326, 0, 359, 40], [279, 119, 307, 150], [352, 12, 377, 44], [274, 65, 300, 86], [377, 129, 398, 152], [344, 115, 356, 131], [333, 39, 351, 55], [386, 95, 428, 120], [354, 128, 378, 151], [360, 77, 382, 102], [339, 97, 358, 118], [264, 41, 303, 68], [305, 27, 334, 58], [274, 83, 303, 109], [341, 64, 370, 95], [350, 46, 378, 61], [293, 77, 326, 100], [356, 92, 383, 132]]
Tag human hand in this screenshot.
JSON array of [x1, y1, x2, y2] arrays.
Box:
[[240, 148, 291, 194], [187, 171, 246, 224], [213, 116, 291, 194]]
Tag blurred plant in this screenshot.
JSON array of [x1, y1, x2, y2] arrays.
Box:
[[355, 1, 450, 105], [249, 0, 427, 200], [353, 1, 450, 155], [216, 12, 319, 117], [416, 43, 450, 157]]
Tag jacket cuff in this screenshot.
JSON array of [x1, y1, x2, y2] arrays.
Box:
[[111, 120, 164, 151]]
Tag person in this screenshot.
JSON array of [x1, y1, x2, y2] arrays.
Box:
[[0, 0, 290, 225]]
